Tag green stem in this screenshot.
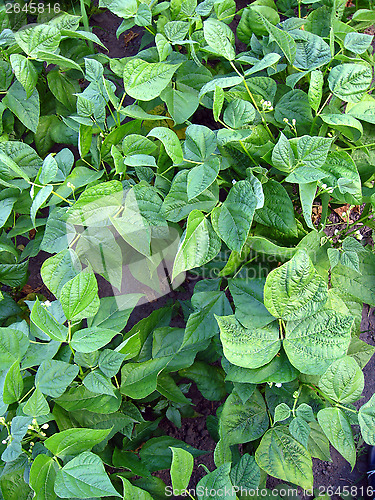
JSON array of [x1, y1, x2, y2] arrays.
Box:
[[79, 0, 94, 52]]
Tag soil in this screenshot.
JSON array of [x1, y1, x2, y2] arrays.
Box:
[[16, 3, 375, 499]]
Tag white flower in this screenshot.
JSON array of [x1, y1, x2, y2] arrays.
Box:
[[30, 442, 34, 446], [321, 184, 327, 189], [41, 423, 49, 429], [42, 300, 52, 308], [32, 418, 38, 425], [334, 229, 339, 235], [232, 179, 236, 185], [67, 182, 75, 190], [283, 117, 289, 123], [292, 118, 296, 126], [30, 184, 35, 199], [1, 439, 7, 444], [275, 383, 282, 388]]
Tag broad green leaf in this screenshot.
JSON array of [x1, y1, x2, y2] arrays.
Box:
[[45, 427, 111, 458], [41, 249, 81, 299], [271, 133, 295, 173], [31, 298, 68, 342], [30, 454, 58, 500], [297, 135, 332, 168], [289, 416, 311, 447], [244, 53, 281, 77], [15, 24, 60, 57], [9, 54, 38, 98], [83, 370, 116, 397], [160, 84, 199, 125], [40, 154, 58, 185], [70, 327, 118, 353], [0, 327, 29, 371], [3, 361, 23, 404], [98, 0, 137, 17], [223, 99, 256, 129], [358, 393, 375, 445], [3, 80, 40, 133], [120, 477, 154, 500], [120, 357, 171, 399], [317, 407, 356, 468], [308, 70, 323, 112], [274, 89, 313, 131], [319, 357, 364, 404], [255, 426, 313, 490], [217, 315, 280, 369], [254, 179, 298, 237], [299, 181, 317, 230], [284, 310, 353, 375], [54, 451, 121, 498], [264, 251, 327, 321], [274, 403, 291, 423], [211, 180, 257, 253], [346, 96, 375, 124], [213, 86, 225, 121], [88, 294, 142, 331], [259, 14, 296, 64], [170, 447, 194, 492], [290, 30, 330, 70], [23, 387, 49, 417], [36, 360, 79, 398], [31, 185, 53, 229], [344, 32, 373, 54], [37, 51, 82, 72], [320, 113, 363, 142], [196, 463, 235, 500], [111, 207, 151, 257], [320, 150, 362, 203], [123, 58, 181, 101], [179, 362, 226, 401], [60, 272, 100, 321], [307, 421, 331, 462], [187, 157, 220, 200], [147, 127, 183, 164], [47, 70, 80, 111], [199, 75, 243, 99], [230, 454, 261, 490], [56, 386, 121, 414], [203, 18, 235, 60], [229, 278, 274, 329], [184, 124, 217, 162], [328, 63, 372, 103], [172, 210, 221, 280]]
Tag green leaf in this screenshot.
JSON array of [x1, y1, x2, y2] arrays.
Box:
[[3, 80, 40, 133], [320, 150, 362, 203], [71, 327, 118, 353], [274, 402, 291, 423], [291, 30, 331, 70], [184, 124, 217, 162], [41, 249, 80, 299], [30, 454, 58, 500], [179, 362, 226, 401], [344, 32, 373, 54], [264, 251, 327, 321], [36, 360, 79, 398], [317, 407, 356, 468], [31, 185, 53, 229], [211, 180, 257, 252], [255, 426, 313, 490], [308, 70, 323, 112], [230, 453, 261, 490], [83, 370, 116, 397], [147, 127, 183, 164], [15, 24, 60, 57], [54, 451, 121, 498], [170, 447, 194, 492], [358, 393, 375, 445], [328, 63, 372, 103], [274, 89, 313, 131], [320, 113, 363, 142], [297, 135, 332, 169], [318, 357, 363, 404], [31, 298, 68, 342], [284, 310, 353, 375], [23, 387, 50, 417], [307, 421, 331, 462], [187, 157, 220, 200], [9, 54, 38, 99], [254, 179, 298, 237], [203, 18, 235, 60], [259, 14, 296, 64], [346, 96, 375, 124], [289, 416, 311, 447], [237, 4, 280, 40], [299, 181, 317, 230], [271, 133, 295, 173], [197, 463, 235, 500], [160, 85, 199, 125], [120, 357, 171, 399], [88, 294, 142, 331], [123, 58, 181, 101], [120, 477, 154, 500], [229, 278, 275, 329], [172, 210, 221, 280], [45, 427, 111, 459], [3, 361, 23, 404], [213, 86, 225, 121], [37, 51, 82, 72], [60, 272, 100, 321], [217, 315, 280, 369]]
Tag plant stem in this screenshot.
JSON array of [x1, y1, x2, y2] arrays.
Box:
[[79, 0, 94, 52]]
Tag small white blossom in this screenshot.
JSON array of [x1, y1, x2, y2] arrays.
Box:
[[1, 439, 7, 444], [30, 184, 35, 199], [292, 118, 296, 126], [32, 418, 38, 425], [42, 300, 52, 308], [30, 442, 34, 447], [283, 117, 289, 123], [334, 229, 339, 235], [321, 184, 327, 189], [232, 179, 237, 185], [67, 182, 75, 190], [275, 383, 282, 388], [41, 423, 49, 430]]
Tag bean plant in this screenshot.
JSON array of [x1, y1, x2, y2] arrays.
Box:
[[0, 0, 375, 498]]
